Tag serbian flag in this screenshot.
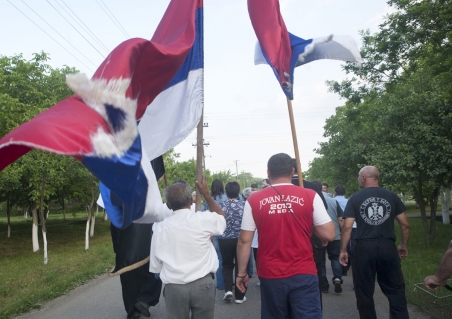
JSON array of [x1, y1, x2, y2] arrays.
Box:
[[139, 3, 204, 161], [0, 0, 203, 229], [248, 0, 362, 100]]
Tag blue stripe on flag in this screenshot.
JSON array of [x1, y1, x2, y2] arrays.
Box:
[[83, 135, 148, 228]]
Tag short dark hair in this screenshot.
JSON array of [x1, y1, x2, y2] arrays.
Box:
[[263, 178, 270, 184], [225, 181, 240, 198], [322, 183, 328, 188], [335, 185, 346, 196], [268, 153, 293, 179], [164, 182, 192, 210], [310, 180, 323, 192]]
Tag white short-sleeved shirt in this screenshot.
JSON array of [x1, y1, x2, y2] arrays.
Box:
[[150, 209, 226, 284]]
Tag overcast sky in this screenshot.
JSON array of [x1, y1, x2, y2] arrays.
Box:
[[0, 0, 393, 179]]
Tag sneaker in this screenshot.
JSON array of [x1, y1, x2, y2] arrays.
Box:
[[321, 290, 329, 294], [223, 291, 233, 302], [235, 296, 247, 304], [334, 279, 342, 293], [256, 282, 260, 287]]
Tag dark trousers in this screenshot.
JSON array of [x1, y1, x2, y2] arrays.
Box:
[[218, 237, 247, 300], [343, 228, 357, 274], [120, 262, 162, 319], [352, 239, 408, 319], [260, 274, 321, 319]]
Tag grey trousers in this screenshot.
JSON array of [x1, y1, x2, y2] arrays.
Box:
[[163, 273, 216, 319]]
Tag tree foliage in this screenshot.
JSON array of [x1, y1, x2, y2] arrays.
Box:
[[307, 0, 452, 244]]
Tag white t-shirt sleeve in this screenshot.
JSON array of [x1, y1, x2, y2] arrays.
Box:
[[207, 212, 227, 236], [149, 232, 162, 273], [312, 194, 332, 226], [241, 201, 256, 231]]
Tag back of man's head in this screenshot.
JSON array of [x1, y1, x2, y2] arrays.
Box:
[[164, 181, 192, 210], [242, 187, 252, 200], [251, 183, 258, 191], [310, 180, 323, 193], [335, 185, 346, 196], [226, 181, 240, 199], [268, 153, 293, 179]]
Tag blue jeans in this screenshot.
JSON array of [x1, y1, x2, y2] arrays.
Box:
[[320, 240, 342, 290], [212, 236, 224, 289]]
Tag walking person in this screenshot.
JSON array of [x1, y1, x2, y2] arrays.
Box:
[[150, 177, 226, 319], [312, 180, 344, 294], [340, 166, 410, 319], [236, 153, 335, 319], [218, 182, 248, 303], [202, 179, 227, 290]]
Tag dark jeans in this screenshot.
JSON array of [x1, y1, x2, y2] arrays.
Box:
[[218, 238, 247, 300], [353, 239, 408, 319], [260, 274, 321, 319], [320, 240, 342, 290]]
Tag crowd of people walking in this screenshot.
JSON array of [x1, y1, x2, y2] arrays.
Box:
[[109, 152, 451, 319]]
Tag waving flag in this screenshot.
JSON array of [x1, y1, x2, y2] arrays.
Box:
[[139, 1, 204, 161], [0, 0, 203, 229], [248, 0, 362, 100]]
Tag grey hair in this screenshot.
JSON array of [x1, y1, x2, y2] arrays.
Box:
[[164, 182, 192, 210], [242, 187, 252, 200]]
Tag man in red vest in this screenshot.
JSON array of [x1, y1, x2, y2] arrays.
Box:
[[236, 153, 335, 318]]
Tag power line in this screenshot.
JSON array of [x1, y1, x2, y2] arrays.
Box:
[[46, 0, 106, 59], [7, 0, 95, 72], [95, 0, 130, 38], [20, 0, 98, 68], [58, 0, 110, 54]]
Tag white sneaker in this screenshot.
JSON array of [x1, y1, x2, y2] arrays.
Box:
[[223, 291, 233, 302], [235, 296, 247, 304], [256, 282, 260, 287]]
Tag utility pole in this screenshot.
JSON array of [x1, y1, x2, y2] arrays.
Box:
[[233, 160, 239, 179]]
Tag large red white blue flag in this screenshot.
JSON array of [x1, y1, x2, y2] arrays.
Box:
[[248, 0, 362, 100], [0, 0, 203, 229]]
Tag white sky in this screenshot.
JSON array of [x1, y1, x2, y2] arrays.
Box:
[[0, 0, 394, 179]]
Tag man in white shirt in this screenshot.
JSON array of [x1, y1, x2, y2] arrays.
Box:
[[150, 176, 226, 319]]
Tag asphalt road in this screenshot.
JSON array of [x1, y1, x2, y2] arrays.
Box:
[[14, 261, 430, 319]]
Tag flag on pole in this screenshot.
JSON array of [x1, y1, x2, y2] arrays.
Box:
[[138, 2, 203, 162], [0, 0, 203, 229], [248, 0, 362, 100]]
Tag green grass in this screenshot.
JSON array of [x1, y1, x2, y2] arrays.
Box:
[[0, 214, 114, 319], [398, 217, 452, 306]]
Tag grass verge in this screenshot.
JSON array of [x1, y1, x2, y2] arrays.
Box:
[[0, 214, 114, 319], [399, 217, 452, 308]]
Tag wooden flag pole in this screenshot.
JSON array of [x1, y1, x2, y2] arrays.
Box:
[[195, 111, 204, 211], [286, 98, 304, 188]]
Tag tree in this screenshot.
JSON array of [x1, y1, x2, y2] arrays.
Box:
[[0, 53, 78, 261]]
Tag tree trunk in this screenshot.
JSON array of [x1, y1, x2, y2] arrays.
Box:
[[413, 181, 429, 243], [31, 204, 39, 252], [39, 178, 48, 264], [440, 187, 451, 224], [426, 186, 439, 245], [90, 215, 95, 237], [85, 213, 90, 250]]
